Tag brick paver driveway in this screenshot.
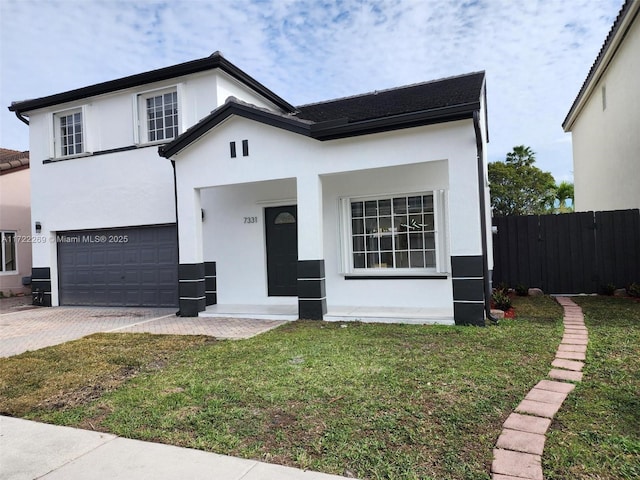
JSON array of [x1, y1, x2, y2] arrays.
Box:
[[0, 304, 287, 358]]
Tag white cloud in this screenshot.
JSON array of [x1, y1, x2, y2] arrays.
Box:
[[0, 0, 623, 182]]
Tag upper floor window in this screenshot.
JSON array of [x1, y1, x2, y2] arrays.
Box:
[[1, 231, 17, 273], [54, 109, 83, 157], [136, 87, 179, 144]]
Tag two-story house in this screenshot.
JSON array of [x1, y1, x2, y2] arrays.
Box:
[[9, 52, 492, 325], [563, 0, 640, 212]]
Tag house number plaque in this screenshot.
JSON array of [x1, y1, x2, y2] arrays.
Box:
[[244, 216, 258, 224]]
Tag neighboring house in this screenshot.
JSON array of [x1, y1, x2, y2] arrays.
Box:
[[8, 52, 492, 325], [0, 149, 31, 296], [563, 0, 640, 212]]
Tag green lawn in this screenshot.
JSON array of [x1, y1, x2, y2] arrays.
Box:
[[543, 296, 640, 480], [0, 296, 594, 479]]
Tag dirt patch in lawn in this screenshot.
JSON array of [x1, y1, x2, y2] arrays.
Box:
[[0, 333, 210, 417]]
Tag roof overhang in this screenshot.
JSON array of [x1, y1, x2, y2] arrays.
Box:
[[8, 52, 296, 115], [563, 0, 639, 132]]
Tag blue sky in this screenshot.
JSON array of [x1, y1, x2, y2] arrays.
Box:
[[0, 0, 623, 182]]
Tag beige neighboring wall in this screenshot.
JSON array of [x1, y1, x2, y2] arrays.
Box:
[[564, 1, 640, 212], [0, 152, 31, 296]]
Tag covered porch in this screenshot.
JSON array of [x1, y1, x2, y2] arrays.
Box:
[[177, 161, 461, 322]]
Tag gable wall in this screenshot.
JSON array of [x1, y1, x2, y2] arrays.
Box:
[[176, 115, 483, 311], [571, 13, 640, 211], [175, 117, 482, 255], [216, 72, 284, 111]]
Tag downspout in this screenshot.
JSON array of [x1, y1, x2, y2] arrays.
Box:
[[171, 158, 182, 317], [15, 111, 29, 125], [473, 110, 499, 324]]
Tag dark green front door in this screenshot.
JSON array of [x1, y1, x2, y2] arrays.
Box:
[[265, 206, 298, 296]]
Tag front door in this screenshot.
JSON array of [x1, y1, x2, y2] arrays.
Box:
[[265, 205, 298, 296]]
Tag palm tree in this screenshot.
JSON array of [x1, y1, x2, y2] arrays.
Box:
[[555, 181, 574, 213], [505, 145, 536, 167]]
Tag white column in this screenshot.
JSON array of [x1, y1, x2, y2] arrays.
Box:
[[447, 153, 482, 257], [177, 187, 203, 264], [296, 174, 326, 320], [296, 174, 323, 260]]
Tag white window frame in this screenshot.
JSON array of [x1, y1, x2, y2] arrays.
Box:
[[0, 231, 17, 274], [339, 190, 449, 275], [133, 85, 182, 145], [52, 106, 89, 158]]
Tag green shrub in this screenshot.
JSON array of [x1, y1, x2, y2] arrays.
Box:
[[494, 282, 510, 295], [515, 284, 528, 296], [601, 283, 617, 296], [492, 290, 512, 311], [628, 282, 640, 298]]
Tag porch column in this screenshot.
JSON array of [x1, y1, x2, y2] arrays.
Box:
[[30, 225, 58, 306], [296, 174, 326, 320], [448, 152, 486, 326], [177, 187, 205, 317]]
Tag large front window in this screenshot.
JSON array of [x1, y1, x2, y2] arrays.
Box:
[[346, 192, 446, 273]]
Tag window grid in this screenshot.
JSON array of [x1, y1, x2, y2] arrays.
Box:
[[146, 91, 178, 142], [1, 231, 16, 272], [59, 112, 83, 156], [351, 194, 436, 270]]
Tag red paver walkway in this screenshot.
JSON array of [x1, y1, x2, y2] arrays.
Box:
[[491, 297, 588, 479]]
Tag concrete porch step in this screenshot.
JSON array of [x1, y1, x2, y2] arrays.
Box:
[[200, 304, 454, 325]]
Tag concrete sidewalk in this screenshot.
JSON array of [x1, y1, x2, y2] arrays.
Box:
[[0, 416, 352, 480]]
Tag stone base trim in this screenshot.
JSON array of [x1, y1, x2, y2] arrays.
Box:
[[31, 267, 52, 307], [178, 263, 206, 317], [204, 261, 217, 306], [297, 260, 326, 320], [451, 255, 486, 326]]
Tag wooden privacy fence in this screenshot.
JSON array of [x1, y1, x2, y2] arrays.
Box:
[[492, 209, 640, 294]]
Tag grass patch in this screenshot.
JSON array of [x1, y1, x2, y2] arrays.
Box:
[[543, 296, 640, 480], [0, 298, 563, 479], [0, 333, 211, 417]]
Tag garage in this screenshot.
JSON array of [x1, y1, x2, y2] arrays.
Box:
[[57, 225, 178, 307]]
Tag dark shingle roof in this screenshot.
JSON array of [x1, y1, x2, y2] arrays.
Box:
[[294, 72, 485, 123]]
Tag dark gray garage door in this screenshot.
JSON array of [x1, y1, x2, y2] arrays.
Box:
[[58, 225, 178, 307]]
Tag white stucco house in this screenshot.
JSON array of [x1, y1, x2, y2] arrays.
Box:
[[9, 52, 492, 325], [563, 0, 640, 212], [0, 149, 31, 296]]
